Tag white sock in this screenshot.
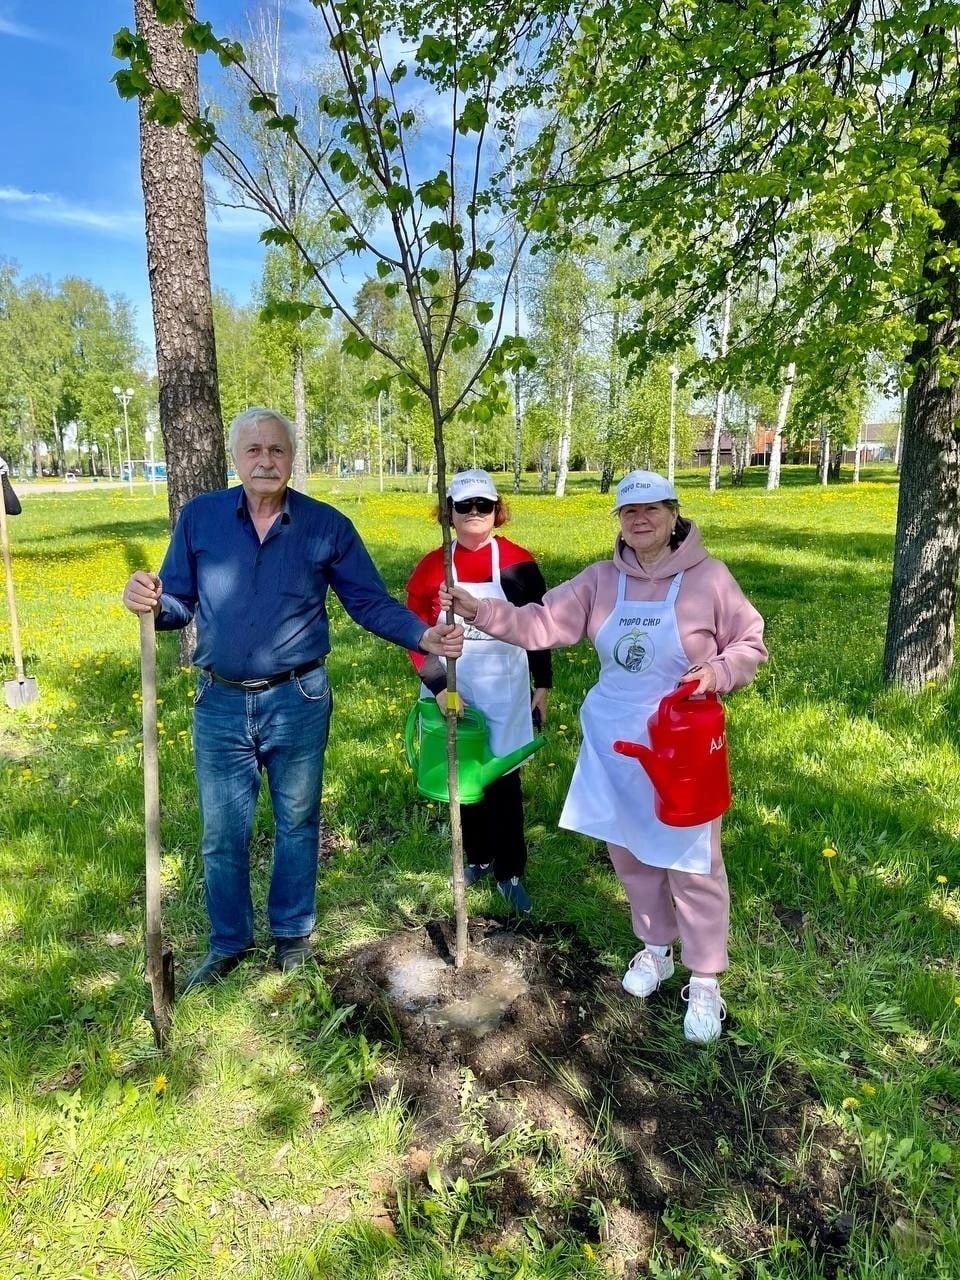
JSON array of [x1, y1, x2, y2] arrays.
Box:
[[690, 975, 718, 988], [646, 943, 670, 957]]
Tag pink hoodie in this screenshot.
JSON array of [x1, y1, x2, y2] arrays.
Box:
[[472, 522, 767, 694]]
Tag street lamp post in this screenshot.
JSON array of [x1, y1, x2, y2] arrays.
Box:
[[145, 429, 157, 497], [668, 363, 680, 485], [114, 427, 122, 485], [112, 386, 135, 495], [104, 436, 112, 480]]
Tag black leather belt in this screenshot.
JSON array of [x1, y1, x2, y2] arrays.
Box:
[[205, 657, 325, 691]]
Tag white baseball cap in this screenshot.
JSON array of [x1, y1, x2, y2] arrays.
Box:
[[613, 470, 678, 510], [448, 469, 499, 503]]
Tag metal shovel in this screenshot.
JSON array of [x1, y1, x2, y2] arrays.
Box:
[[0, 490, 38, 708], [140, 610, 175, 1047]]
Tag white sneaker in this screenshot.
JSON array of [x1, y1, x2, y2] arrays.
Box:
[[682, 980, 727, 1043], [622, 947, 674, 998]]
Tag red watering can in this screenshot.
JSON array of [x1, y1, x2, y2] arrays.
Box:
[[613, 686, 731, 827]]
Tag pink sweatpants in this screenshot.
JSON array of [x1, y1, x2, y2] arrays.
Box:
[[607, 839, 730, 974]]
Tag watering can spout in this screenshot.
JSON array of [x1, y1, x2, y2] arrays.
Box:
[[479, 737, 543, 789], [612, 738, 675, 806]]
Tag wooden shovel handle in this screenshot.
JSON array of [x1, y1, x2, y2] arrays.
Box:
[[0, 496, 26, 681], [140, 610, 173, 1043]]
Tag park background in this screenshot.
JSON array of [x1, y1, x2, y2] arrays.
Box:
[[3, 0, 960, 1276]]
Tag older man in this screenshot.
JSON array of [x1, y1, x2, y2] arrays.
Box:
[[123, 407, 462, 992]]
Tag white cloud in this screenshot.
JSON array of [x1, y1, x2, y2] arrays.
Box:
[[0, 186, 143, 235], [0, 15, 46, 40]]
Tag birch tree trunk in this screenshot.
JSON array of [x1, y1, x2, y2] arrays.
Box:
[[766, 361, 795, 491], [292, 334, 307, 489], [554, 368, 574, 497], [708, 286, 733, 493]]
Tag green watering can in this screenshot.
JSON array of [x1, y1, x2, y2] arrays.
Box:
[[404, 698, 545, 803]]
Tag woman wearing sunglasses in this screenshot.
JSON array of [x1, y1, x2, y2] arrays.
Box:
[[406, 469, 552, 912]]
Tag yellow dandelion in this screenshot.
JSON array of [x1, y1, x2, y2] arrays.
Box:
[[841, 1097, 859, 1110], [936, 875, 948, 885], [955, 995, 960, 1007], [152, 1073, 168, 1096], [822, 847, 837, 859], [861, 1083, 877, 1096]]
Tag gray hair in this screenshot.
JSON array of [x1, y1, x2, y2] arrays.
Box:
[[227, 407, 297, 458]]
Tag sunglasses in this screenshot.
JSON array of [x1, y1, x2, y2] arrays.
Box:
[[451, 497, 496, 514]]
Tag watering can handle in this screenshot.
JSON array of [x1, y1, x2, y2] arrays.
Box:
[[665, 684, 719, 710], [403, 701, 420, 772]]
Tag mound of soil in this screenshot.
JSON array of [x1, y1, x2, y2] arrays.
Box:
[[329, 916, 874, 1274]]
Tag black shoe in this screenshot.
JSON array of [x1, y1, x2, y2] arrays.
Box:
[[273, 935, 314, 973], [182, 948, 253, 994]]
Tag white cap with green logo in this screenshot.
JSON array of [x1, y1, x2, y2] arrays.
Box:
[[613, 470, 678, 510]]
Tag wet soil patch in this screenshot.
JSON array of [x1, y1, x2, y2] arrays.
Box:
[[330, 917, 879, 1274]]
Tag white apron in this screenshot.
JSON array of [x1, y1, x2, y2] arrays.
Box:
[[559, 570, 713, 874], [421, 537, 533, 760]]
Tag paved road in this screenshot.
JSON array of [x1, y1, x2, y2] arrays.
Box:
[[12, 479, 165, 496]]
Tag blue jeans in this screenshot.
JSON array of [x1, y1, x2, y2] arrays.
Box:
[[192, 666, 332, 955]]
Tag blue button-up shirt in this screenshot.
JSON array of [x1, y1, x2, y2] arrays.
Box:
[[155, 486, 427, 680]]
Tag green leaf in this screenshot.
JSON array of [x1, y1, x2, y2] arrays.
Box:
[[146, 89, 184, 128], [112, 69, 152, 101], [341, 331, 374, 361], [265, 113, 299, 135], [180, 21, 218, 54], [248, 93, 277, 114], [111, 27, 139, 60], [455, 96, 488, 136], [375, 260, 394, 279], [261, 300, 316, 325], [475, 301, 494, 324], [363, 374, 393, 397], [417, 172, 453, 210], [383, 185, 413, 212], [425, 221, 462, 251], [260, 227, 294, 246]]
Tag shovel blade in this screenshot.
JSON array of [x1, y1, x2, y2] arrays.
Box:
[[5, 676, 38, 708]]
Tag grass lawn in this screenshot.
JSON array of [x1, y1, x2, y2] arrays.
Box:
[[1, 464, 958, 1278]]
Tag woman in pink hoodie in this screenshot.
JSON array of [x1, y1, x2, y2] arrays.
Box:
[[440, 470, 767, 1043]]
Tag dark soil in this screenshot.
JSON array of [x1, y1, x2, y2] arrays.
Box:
[[329, 916, 877, 1275]]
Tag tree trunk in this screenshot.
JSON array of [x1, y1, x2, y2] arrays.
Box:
[[852, 424, 862, 483], [767, 361, 795, 491], [538, 438, 551, 494], [292, 332, 307, 490], [819, 427, 830, 485], [135, 0, 225, 532], [554, 371, 573, 497], [708, 286, 733, 493], [883, 313, 960, 690], [599, 458, 614, 494]]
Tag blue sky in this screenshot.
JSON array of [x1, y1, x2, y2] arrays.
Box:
[[0, 1, 275, 363]]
